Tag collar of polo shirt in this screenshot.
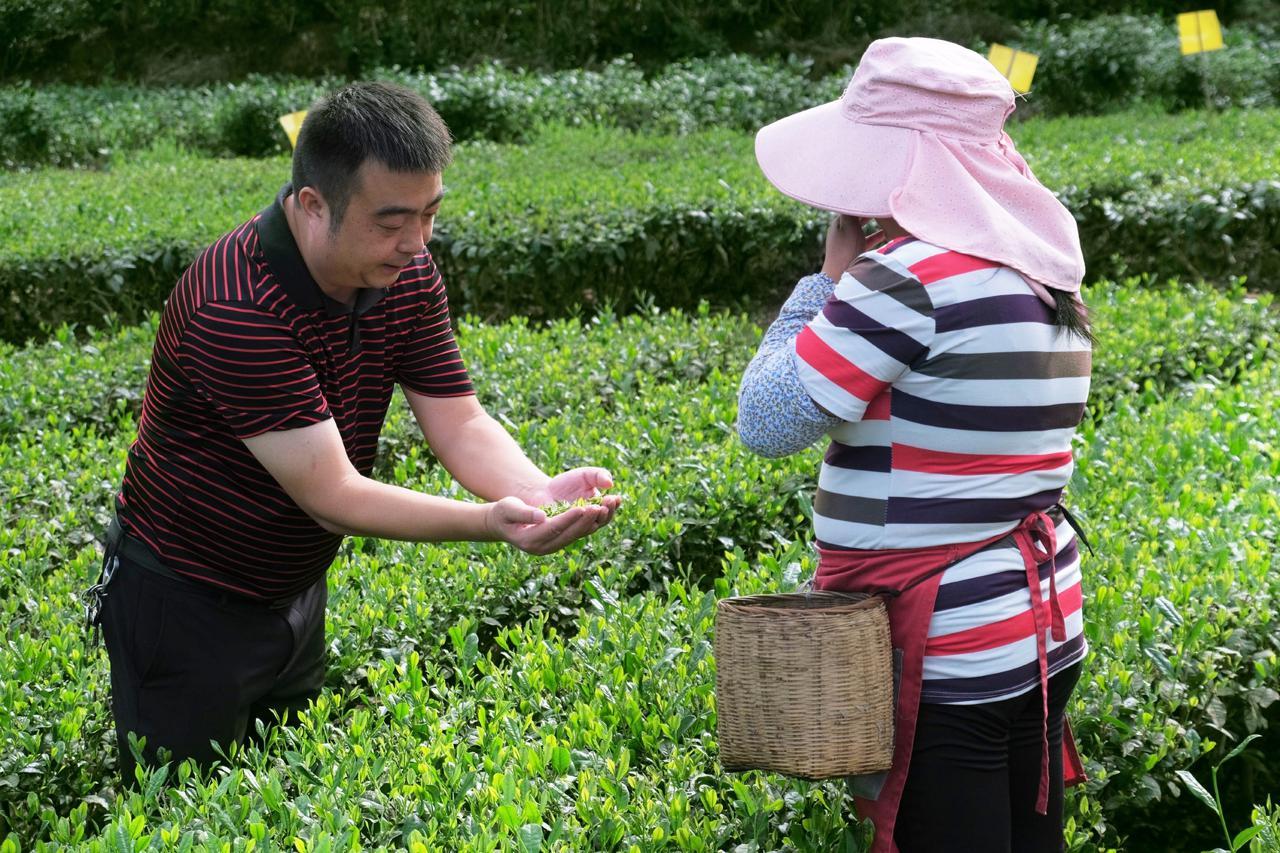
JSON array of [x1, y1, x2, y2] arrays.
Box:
[[255, 184, 388, 320]]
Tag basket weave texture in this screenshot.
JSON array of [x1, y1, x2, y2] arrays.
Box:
[[714, 591, 895, 779]]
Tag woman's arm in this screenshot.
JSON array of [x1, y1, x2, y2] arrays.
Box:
[[737, 272, 841, 457]]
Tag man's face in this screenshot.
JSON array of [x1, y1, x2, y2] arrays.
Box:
[[320, 160, 444, 290]]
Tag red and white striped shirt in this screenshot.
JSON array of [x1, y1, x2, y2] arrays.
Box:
[[117, 185, 474, 601], [794, 237, 1090, 702]]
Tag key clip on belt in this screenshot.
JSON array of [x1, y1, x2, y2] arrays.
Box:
[[84, 552, 120, 643]]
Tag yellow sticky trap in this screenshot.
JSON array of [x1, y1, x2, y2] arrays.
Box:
[[1178, 10, 1224, 55], [987, 43, 1039, 94], [278, 110, 308, 149]]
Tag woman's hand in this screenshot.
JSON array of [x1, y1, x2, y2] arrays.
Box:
[[821, 214, 877, 280]]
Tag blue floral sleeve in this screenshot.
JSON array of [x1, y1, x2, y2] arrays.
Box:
[[737, 273, 841, 457]]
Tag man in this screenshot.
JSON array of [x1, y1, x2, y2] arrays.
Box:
[[87, 81, 619, 778]]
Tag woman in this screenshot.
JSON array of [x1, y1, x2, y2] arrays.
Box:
[[737, 38, 1093, 853]]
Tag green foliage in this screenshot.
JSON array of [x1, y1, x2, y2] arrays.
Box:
[[2, 280, 1270, 449], [0, 56, 833, 168], [3, 110, 1280, 343], [1176, 734, 1266, 852], [0, 83, 52, 165], [208, 77, 339, 159], [1067, 357, 1280, 849], [1083, 279, 1276, 423], [0, 0, 99, 77], [1006, 14, 1280, 116], [0, 75, 337, 166], [1250, 800, 1280, 852], [1, 284, 1278, 849], [3, 19, 1279, 168], [7, 0, 1265, 82]]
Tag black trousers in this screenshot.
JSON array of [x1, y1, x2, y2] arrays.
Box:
[[96, 535, 327, 781], [894, 661, 1083, 853]]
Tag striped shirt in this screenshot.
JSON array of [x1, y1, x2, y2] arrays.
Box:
[[790, 236, 1091, 702], [922, 511, 1084, 702], [116, 185, 473, 601]]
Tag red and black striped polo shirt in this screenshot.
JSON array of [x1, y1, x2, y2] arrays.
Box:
[[116, 184, 474, 600]]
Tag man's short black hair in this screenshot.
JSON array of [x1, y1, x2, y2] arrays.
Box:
[[292, 81, 452, 230]]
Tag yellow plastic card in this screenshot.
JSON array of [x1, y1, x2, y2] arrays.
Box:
[[278, 110, 308, 148], [987, 43, 1039, 94], [1178, 10, 1224, 55]]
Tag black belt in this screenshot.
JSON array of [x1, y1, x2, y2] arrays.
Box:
[[104, 519, 297, 610]]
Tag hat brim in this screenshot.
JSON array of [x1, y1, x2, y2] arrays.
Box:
[[755, 100, 912, 218]]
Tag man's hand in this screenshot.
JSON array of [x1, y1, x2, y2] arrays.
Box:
[[821, 214, 881, 280], [240, 412, 620, 554], [404, 392, 621, 553], [529, 467, 621, 539], [526, 468, 621, 520], [483, 496, 591, 556], [485, 468, 620, 555], [531, 468, 620, 519]]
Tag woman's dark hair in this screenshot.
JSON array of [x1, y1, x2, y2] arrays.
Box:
[[1052, 288, 1094, 344], [292, 81, 452, 231]]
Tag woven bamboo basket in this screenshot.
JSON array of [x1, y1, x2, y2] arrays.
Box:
[[714, 591, 895, 779]]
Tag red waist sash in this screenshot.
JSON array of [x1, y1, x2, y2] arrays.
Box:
[[815, 510, 1086, 853]]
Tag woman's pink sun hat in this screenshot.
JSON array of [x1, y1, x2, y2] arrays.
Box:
[[755, 36, 1085, 300]]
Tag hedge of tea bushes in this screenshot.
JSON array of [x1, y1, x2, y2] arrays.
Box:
[[3, 110, 1280, 344], [0, 56, 832, 166], [3, 280, 1274, 452], [2, 280, 1274, 602], [3, 286, 1280, 849], [4, 16, 1279, 167], [0, 308, 806, 659], [1001, 14, 1280, 117], [4, 381, 1280, 852], [1062, 358, 1280, 849], [6, 279, 1272, 658], [0, 309, 822, 845], [6, 0, 1262, 83], [2, 279, 1275, 629], [1, 540, 869, 851], [9, 529, 1277, 852]]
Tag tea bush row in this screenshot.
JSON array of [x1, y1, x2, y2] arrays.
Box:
[[1063, 356, 1280, 849], [0, 307, 820, 843], [2, 113, 1278, 343], [2, 301, 1279, 849], [2, 281, 1273, 446], [3, 17, 1278, 167], [0, 56, 823, 166], [7, 283, 1273, 708], [1002, 14, 1280, 117], [6, 0, 1264, 81]]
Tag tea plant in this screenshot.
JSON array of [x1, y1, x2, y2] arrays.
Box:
[[1, 110, 1278, 342]]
